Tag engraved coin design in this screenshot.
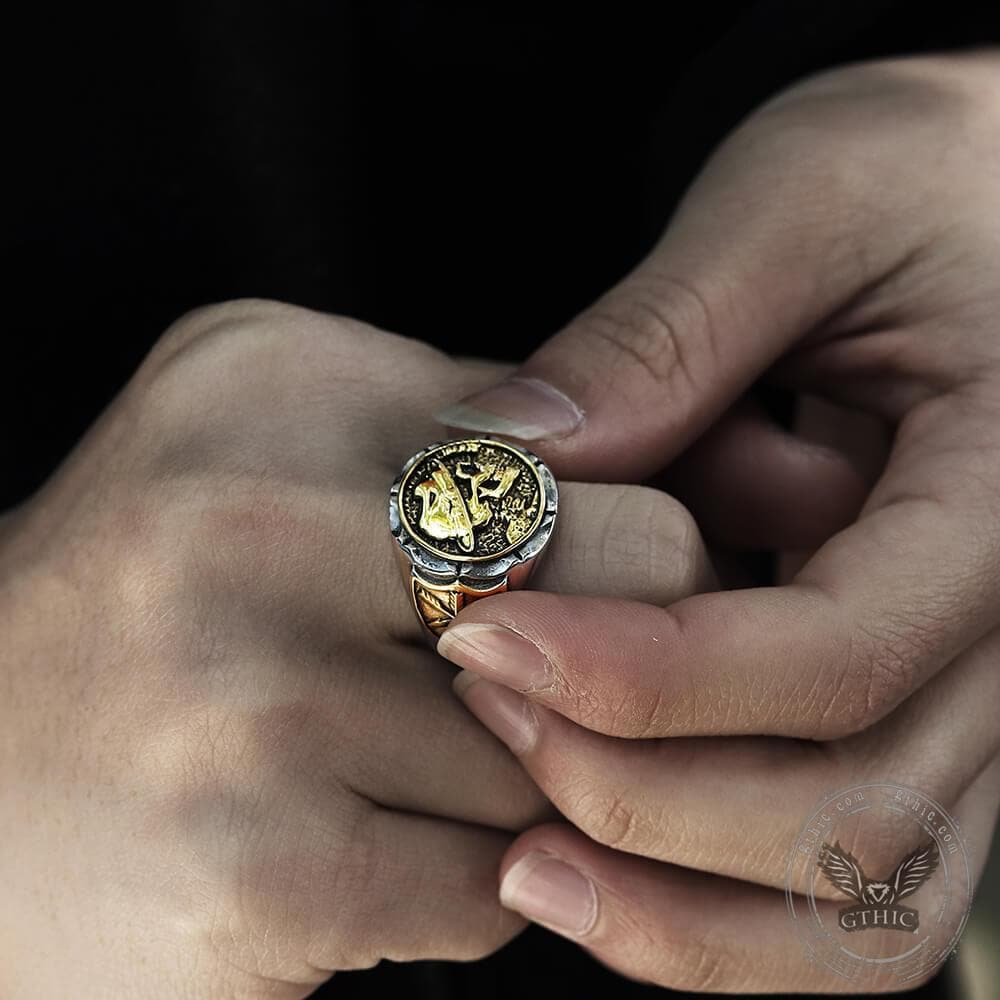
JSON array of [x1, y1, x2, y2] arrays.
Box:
[[398, 439, 544, 561]]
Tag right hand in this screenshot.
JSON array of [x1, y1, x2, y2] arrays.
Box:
[[0, 299, 713, 998]]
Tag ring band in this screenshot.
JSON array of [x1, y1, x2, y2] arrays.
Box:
[[389, 436, 558, 637]]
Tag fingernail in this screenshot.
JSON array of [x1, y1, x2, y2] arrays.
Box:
[[434, 376, 583, 441], [438, 623, 550, 690], [500, 851, 598, 936], [451, 670, 538, 754]]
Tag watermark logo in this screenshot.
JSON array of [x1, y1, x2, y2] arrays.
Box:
[[818, 839, 938, 933], [786, 783, 972, 987]]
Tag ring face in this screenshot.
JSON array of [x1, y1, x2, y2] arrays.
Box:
[[397, 438, 545, 562], [390, 437, 558, 636]]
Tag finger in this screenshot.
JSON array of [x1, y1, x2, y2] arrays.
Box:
[[497, 825, 853, 993], [659, 399, 876, 550], [371, 478, 715, 644], [775, 395, 892, 580], [448, 625, 1000, 895], [529, 483, 716, 602], [439, 388, 1000, 741], [166, 622, 553, 836], [493, 795, 998, 996], [306, 804, 526, 968], [432, 96, 923, 480], [318, 645, 556, 831]]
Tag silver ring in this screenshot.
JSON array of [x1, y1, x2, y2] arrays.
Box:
[[389, 436, 558, 637]]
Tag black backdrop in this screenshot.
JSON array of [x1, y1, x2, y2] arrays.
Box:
[[5, 1, 999, 510], [3, 2, 997, 996]]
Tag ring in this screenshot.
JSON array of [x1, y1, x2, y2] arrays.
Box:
[[389, 436, 558, 637]]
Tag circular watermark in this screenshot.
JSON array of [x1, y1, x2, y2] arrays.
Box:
[[785, 782, 973, 987]]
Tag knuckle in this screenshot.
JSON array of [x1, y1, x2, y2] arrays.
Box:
[[853, 51, 1000, 134], [594, 792, 643, 852], [135, 298, 359, 425], [812, 658, 877, 741], [432, 912, 522, 964], [142, 701, 279, 833], [814, 611, 942, 739], [144, 698, 370, 972], [859, 612, 943, 724], [554, 661, 669, 739], [862, 647, 917, 730], [562, 777, 654, 854], [743, 54, 996, 222], [116, 493, 336, 720], [552, 670, 607, 729], [592, 485, 704, 604], [642, 488, 706, 598], [109, 503, 200, 663], [151, 297, 315, 364], [119, 454, 362, 674], [623, 919, 738, 993], [576, 273, 716, 394], [129, 479, 302, 640], [629, 683, 672, 740], [183, 478, 312, 578], [660, 940, 731, 993], [133, 300, 283, 426]]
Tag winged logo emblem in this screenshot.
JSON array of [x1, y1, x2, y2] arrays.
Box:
[[817, 839, 940, 932], [818, 840, 939, 906]]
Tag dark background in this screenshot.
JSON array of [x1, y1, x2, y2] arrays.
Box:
[[4, 1, 1000, 512], [3, 2, 998, 996]]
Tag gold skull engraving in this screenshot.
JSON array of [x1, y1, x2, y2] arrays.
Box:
[[401, 440, 543, 561], [415, 460, 521, 553]]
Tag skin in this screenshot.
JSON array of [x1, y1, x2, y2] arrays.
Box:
[[436, 49, 1000, 992], [0, 300, 715, 997], [6, 46, 1000, 1000]]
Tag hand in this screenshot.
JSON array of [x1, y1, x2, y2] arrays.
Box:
[[436, 50, 1000, 991], [0, 299, 714, 997]]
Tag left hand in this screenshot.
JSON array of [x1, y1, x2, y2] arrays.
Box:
[[0, 301, 714, 996], [433, 48, 1000, 993]]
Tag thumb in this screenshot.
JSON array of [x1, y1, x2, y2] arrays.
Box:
[[434, 103, 910, 480]]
